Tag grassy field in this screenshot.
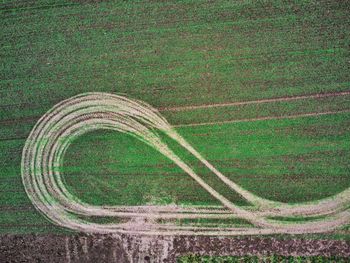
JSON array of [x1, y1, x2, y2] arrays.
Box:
[[1, 0, 349, 237]]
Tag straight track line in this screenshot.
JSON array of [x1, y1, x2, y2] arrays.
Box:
[[175, 109, 350, 127], [161, 90, 350, 112]]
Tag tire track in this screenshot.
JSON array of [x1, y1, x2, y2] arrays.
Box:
[[161, 90, 350, 112], [175, 109, 350, 127], [21, 92, 350, 235]]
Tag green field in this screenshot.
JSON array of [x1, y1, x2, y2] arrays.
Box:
[[1, 0, 349, 237]]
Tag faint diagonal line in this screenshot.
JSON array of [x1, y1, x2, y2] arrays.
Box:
[[161, 91, 350, 112], [174, 109, 350, 127]]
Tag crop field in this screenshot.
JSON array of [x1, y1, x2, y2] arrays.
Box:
[[1, 0, 350, 244]]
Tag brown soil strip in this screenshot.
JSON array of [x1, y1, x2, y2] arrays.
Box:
[[0, 233, 349, 262]]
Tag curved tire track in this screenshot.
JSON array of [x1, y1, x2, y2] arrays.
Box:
[[21, 92, 350, 235]]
